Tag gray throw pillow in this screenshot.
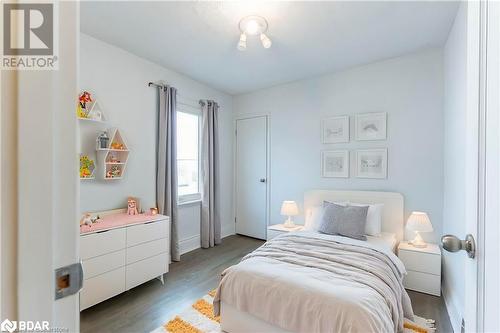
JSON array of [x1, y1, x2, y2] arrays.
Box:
[[318, 202, 369, 240]]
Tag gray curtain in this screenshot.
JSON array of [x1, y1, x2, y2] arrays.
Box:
[[200, 100, 221, 248], [156, 85, 180, 261]]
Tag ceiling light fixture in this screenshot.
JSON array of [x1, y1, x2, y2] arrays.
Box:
[[237, 15, 272, 51]]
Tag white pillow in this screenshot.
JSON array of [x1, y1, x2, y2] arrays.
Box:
[[305, 202, 347, 231], [304, 206, 324, 231], [349, 203, 384, 236]]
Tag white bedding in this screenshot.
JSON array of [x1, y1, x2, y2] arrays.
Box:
[[215, 231, 413, 333], [366, 231, 397, 252]]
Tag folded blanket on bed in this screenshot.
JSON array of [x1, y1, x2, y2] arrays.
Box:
[[214, 232, 414, 333]]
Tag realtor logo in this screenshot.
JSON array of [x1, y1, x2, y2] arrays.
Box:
[[1, 2, 58, 70]]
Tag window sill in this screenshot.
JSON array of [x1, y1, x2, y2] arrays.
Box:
[[178, 199, 202, 207]]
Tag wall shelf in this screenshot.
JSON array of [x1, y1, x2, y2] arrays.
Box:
[[78, 99, 107, 122], [96, 128, 130, 180], [78, 117, 107, 124]]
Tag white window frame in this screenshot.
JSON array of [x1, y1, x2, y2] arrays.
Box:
[[177, 103, 202, 204]]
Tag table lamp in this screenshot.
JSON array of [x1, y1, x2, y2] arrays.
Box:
[[406, 211, 433, 248], [281, 201, 299, 228]]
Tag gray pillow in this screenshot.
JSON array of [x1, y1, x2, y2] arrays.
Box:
[[318, 202, 369, 240]]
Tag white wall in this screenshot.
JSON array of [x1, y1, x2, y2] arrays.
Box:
[[79, 34, 235, 252], [233, 49, 444, 243], [442, 3, 467, 332]]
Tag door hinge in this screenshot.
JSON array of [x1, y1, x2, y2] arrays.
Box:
[[234, 217, 237, 223]]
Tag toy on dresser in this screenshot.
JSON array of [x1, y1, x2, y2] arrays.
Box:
[[127, 197, 139, 215], [79, 213, 101, 227]]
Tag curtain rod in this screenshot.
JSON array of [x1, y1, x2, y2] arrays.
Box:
[[148, 81, 201, 108]]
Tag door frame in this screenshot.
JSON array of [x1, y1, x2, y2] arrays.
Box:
[[15, 2, 80, 331], [465, 1, 500, 331], [233, 114, 271, 238], [478, 1, 500, 331]]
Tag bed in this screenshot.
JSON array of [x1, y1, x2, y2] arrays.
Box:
[[214, 190, 414, 333]]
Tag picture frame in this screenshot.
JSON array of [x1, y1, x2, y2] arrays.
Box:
[[322, 116, 349, 143], [355, 112, 387, 141], [355, 149, 388, 179], [321, 150, 349, 178]]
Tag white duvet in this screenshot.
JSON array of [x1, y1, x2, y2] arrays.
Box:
[[214, 231, 414, 333]]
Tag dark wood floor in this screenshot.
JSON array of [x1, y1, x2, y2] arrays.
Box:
[[81, 235, 452, 333]]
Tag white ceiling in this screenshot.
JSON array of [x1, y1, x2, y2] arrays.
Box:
[[81, 1, 459, 95]]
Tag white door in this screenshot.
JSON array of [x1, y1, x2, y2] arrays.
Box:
[[235, 116, 268, 240], [443, 2, 500, 332], [15, 2, 80, 332]]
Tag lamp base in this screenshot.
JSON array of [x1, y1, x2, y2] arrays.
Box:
[[409, 231, 427, 248], [283, 217, 295, 228]]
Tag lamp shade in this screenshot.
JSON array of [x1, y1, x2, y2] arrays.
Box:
[[406, 211, 433, 232], [280, 201, 299, 216]]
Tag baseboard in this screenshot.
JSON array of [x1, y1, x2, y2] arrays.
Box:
[[222, 224, 235, 239], [179, 225, 235, 256], [442, 285, 462, 333], [179, 234, 201, 255]]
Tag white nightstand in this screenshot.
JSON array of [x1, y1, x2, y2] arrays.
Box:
[[398, 241, 441, 296], [267, 224, 304, 241]]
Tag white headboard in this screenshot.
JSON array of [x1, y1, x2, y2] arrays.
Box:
[[304, 190, 405, 241]]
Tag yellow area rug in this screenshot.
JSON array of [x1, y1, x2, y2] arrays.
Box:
[[152, 290, 436, 333]]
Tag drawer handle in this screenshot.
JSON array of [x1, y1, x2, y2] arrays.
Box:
[[96, 230, 109, 234], [144, 221, 158, 225]]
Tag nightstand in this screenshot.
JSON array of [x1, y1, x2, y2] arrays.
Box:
[[398, 241, 441, 296], [267, 224, 304, 241]]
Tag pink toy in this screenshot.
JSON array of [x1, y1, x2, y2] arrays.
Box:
[[127, 197, 139, 215]]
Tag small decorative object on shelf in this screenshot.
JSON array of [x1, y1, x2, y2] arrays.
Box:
[[149, 207, 158, 216], [110, 142, 126, 150], [106, 165, 121, 178], [77, 90, 106, 122], [79, 154, 95, 179], [127, 197, 139, 215], [108, 153, 119, 163], [97, 131, 109, 150], [77, 91, 93, 119]]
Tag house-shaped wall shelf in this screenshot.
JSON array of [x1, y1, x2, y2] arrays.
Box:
[[96, 128, 130, 180], [78, 100, 107, 123]]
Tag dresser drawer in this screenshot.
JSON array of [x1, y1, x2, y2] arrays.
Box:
[[399, 249, 441, 275], [80, 267, 126, 310], [80, 228, 126, 260], [403, 270, 441, 296], [126, 253, 167, 290], [126, 219, 168, 247], [126, 238, 167, 264], [82, 249, 126, 279]]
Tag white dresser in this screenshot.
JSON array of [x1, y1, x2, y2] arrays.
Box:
[[79, 213, 170, 310], [398, 241, 441, 296]]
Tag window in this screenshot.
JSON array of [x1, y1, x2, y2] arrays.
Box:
[[176, 110, 200, 202]]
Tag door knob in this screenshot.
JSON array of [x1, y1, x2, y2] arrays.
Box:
[[259, 178, 266, 183], [441, 234, 476, 258]]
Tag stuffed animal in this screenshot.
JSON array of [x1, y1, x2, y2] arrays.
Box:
[[127, 198, 139, 215], [80, 213, 93, 227]]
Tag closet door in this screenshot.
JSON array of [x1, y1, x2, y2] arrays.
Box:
[[235, 116, 268, 240]]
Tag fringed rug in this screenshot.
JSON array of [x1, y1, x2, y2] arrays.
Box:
[[152, 290, 436, 333]]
